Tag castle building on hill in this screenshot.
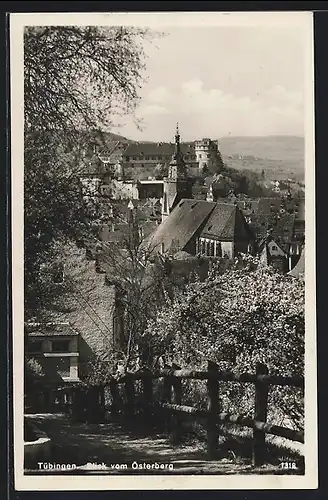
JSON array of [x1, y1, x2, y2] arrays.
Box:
[[194, 138, 222, 173], [84, 129, 223, 177]]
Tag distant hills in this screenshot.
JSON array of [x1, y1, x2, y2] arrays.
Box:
[[218, 135, 304, 163], [217, 136, 304, 182], [94, 133, 304, 161]]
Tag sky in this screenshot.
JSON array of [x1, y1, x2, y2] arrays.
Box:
[[113, 25, 307, 142]]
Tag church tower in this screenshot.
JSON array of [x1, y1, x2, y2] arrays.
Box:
[[161, 124, 192, 222]]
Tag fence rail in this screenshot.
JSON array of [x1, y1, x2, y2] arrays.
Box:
[[118, 369, 304, 389], [63, 361, 304, 467]]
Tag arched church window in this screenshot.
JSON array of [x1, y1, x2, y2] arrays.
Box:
[[216, 242, 222, 257], [200, 239, 206, 255]]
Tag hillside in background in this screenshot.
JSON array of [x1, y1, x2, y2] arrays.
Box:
[[218, 135, 304, 182], [218, 136, 304, 163]]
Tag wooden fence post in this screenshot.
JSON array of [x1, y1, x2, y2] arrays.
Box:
[[141, 368, 153, 422], [109, 378, 120, 417], [252, 362, 269, 467], [206, 360, 220, 459], [162, 367, 173, 431], [124, 376, 135, 418], [98, 385, 105, 420], [171, 373, 183, 445], [162, 373, 172, 403]]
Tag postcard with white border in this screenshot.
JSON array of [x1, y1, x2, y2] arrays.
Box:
[[11, 10, 317, 491]]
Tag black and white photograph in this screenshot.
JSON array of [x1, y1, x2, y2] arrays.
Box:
[[10, 11, 317, 490]]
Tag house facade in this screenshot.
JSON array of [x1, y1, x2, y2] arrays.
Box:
[[25, 243, 126, 397], [26, 322, 80, 383]]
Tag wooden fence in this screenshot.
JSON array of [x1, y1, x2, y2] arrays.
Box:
[[63, 361, 304, 467], [109, 361, 304, 466]]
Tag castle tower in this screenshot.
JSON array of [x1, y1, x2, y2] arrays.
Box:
[[161, 124, 192, 222], [194, 138, 223, 174]]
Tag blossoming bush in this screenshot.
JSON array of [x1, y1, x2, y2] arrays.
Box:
[[144, 264, 305, 431]]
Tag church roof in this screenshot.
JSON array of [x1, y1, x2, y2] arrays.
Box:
[[145, 199, 216, 254], [200, 203, 254, 241], [145, 200, 254, 255]]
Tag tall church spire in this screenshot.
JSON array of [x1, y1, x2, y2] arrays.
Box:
[[162, 123, 192, 222], [175, 122, 181, 156]]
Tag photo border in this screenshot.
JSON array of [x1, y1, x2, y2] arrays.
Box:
[[8, 8, 318, 493]]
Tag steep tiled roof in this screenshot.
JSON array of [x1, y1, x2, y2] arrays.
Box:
[[252, 197, 282, 214], [272, 213, 295, 245], [123, 142, 196, 158], [288, 247, 305, 278], [258, 245, 270, 268], [200, 203, 254, 241], [145, 199, 216, 254], [26, 323, 79, 337], [98, 140, 129, 157]]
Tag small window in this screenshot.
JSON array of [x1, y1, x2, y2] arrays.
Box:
[[28, 339, 43, 353], [51, 340, 70, 353], [207, 225, 212, 231], [272, 245, 278, 251]]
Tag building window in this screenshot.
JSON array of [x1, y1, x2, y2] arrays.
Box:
[[51, 340, 70, 353], [145, 156, 150, 160], [27, 339, 43, 353]]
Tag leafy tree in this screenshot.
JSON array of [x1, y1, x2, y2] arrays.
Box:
[[24, 26, 156, 317], [154, 163, 168, 180], [24, 26, 153, 133], [144, 260, 305, 430]]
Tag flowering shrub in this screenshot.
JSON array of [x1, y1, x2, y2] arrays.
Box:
[[144, 265, 304, 430]]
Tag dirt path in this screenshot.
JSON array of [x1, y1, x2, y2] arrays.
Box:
[[25, 413, 296, 475]]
